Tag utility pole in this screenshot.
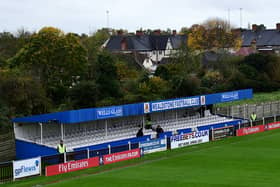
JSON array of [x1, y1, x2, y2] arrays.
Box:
[[106, 10, 109, 29], [228, 8, 231, 31], [240, 8, 243, 29]]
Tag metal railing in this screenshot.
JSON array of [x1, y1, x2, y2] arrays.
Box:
[[215, 101, 280, 120], [0, 161, 13, 183]]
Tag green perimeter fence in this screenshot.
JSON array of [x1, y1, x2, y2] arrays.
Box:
[[1, 114, 280, 183]]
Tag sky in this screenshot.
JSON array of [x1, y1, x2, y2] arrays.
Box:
[[1, 0, 280, 34]]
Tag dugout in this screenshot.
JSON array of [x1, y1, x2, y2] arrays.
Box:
[[12, 89, 253, 159]]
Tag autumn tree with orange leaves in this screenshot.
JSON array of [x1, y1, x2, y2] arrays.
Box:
[[188, 18, 242, 51]]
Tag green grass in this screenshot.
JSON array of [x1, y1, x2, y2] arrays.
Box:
[[217, 90, 280, 107], [4, 129, 280, 187]]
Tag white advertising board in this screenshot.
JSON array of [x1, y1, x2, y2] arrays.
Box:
[[13, 157, 41, 179], [170, 130, 209, 149]]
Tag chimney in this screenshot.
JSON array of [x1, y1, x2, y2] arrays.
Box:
[[153, 29, 161, 35], [172, 30, 177, 35], [136, 30, 144, 36], [252, 24, 257, 32], [277, 23, 280, 31], [117, 30, 123, 36]]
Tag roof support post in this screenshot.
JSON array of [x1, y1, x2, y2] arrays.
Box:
[[176, 110, 178, 126], [13, 122, 16, 138], [105, 120, 108, 139], [61, 123, 64, 140], [39, 123, 43, 144], [142, 115, 145, 129]]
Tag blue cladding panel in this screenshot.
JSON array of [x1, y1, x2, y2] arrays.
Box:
[[12, 89, 252, 124], [205, 89, 253, 105], [197, 120, 241, 131], [16, 140, 57, 160], [159, 132, 172, 139], [12, 103, 144, 124], [177, 128, 192, 134]]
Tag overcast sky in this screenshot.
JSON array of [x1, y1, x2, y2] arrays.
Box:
[[1, 0, 279, 34]]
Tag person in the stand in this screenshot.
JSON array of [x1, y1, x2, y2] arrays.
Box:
[[250, 112, 257, 122], [156, 125, 164, 139], [250, 112, 257, 126], [57, 139, 66, 163], [136, 127, 144, 138]]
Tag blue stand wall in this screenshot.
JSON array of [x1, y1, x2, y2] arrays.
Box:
[[16, 140, 57, 160]]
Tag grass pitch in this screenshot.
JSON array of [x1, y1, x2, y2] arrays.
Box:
[[4, 129, 280, 187]]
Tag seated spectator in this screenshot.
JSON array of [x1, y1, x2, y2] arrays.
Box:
[[136, 128, 144, 138], [156, 125, 164, 139]]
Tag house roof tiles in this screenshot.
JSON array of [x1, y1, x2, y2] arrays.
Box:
[[241, 29, 280, 47], [105, 34, 187, 51]]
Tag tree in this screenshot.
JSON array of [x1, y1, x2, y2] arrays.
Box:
[[0, 69, 51, 116], [95, 52, 122, 103], [80, 28, 111, 80], [0, 32, 18, 60], [68, 80, 98, 109], [188, 18, 242, 51], [171, 74, 201, 97], [9, 27, 88, 104]]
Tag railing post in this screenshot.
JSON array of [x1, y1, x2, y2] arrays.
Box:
[[262, 103, 265, 118], [243, 105, 246, 119], [64, 152, 66, 163], [263, 117, 265, 125], [108, 144, 111, 154], [274, 115, 276, 122], [246, 104, 249, 119], [39, 123, 43, 144], [238, 122, 241, 129], [128, 141, 131, 150], [39, 157, 42, 176], [250, 120, 253, 127], [87, 148, 90, 159]]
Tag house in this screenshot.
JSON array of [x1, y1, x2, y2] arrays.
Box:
[[103, 30, 187, 71], [239, 23, 280, 55]]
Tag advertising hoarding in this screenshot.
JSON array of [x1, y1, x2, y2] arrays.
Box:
[[170, 130, 209, 149], [211, 126, 234, 141], [13, 157, 41, 179], [102, 149, 140, 165], [140, 139, 167, 154], [45, 157, 99, 176], [150, 97, 200, 112], [96, 106, 123, 119], [265, 122, 280, 131], [236, 125, 265, 136]]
